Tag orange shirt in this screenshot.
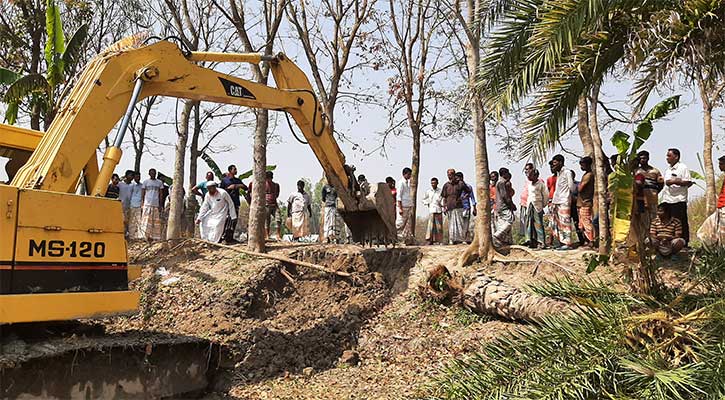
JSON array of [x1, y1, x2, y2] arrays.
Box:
[[718, 180, 725, 209]]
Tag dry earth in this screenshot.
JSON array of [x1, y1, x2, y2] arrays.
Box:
[[100, 240, 694, 399]]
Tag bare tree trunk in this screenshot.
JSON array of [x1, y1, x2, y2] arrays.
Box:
[[588, 83, 610, 255], [698, 79, 717, 215], [459, 27, 494, 267], [410, 124, 421, 238], [188, 102, 201, 186], [166, 100, 196, 239], [422, 266, 570, 322], [577, 94, 594, 156], [248, 109, 268, 252]]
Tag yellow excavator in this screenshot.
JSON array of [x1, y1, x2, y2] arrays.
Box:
[[0, 35, 395, 324]]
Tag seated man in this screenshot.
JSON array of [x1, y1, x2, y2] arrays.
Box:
[[648, 204, 686, 257]]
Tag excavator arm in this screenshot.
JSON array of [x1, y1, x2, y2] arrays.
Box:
[[9, 37, 395, 242]]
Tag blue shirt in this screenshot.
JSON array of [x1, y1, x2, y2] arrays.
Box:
[[196, 180, 210, 196], [461, 184, 477, 210], [221, 176, 243, 207]]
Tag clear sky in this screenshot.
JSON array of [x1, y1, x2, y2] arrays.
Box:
[[2, 28, 723, 216]]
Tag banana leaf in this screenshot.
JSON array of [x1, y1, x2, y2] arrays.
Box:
[[0, 68, 18, 85], [44, 0, 66, 88], [610, 95, 680, 243]]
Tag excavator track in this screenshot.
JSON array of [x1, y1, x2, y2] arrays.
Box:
[[0, 322, 217, 399]]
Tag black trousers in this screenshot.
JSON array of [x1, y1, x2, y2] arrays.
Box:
[[664, 201, 689, 245], [223, 205, 240, 242]]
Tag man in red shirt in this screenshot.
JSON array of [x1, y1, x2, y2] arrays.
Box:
[[249, 171, 281, 240], [716, 155, 725, 245]]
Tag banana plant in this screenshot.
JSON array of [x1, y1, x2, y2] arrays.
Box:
[[609, 95, 681, 243], [1, 0, 88, 128]]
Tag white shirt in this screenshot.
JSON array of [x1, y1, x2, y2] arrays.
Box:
[[422, 187, 443, 214], [142, 179, 164, 207], [661, 162, 691, 204], [118, 181, 133, 209], [552, 167, 575, 205], [396, 178, 413, 208], [527, 180, 549, 212], [288, 192, 311, 213], [130, 182, 143, 208]]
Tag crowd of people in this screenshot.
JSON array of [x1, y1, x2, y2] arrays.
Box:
[[410, 147, 725, 258], [108, 146, 725, 254]]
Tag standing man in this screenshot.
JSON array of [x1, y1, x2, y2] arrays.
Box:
[[715, 155, 725, 245], [118, 170, 135, 238], [321, 177, 339, 243], [249, 171, 281, 240], [634, 150, 664, 231], [577, 156, 596, 247], [661, 148, 693, 246], [396, 167, 414, 244], [106, 173, 121, 199], [519, 163, 534, 234], [489, 170, 499, 211], [192, 171, 215, 198], [287, 180, 312, 241], [220, 164, 248, 244], [128, 171, 144, 239], [422, 177, 443, 245], [196, 181, 236, 243], [140, 168, 164, 241], [457, 172, 477, 243], [441, 169, 470, 244], [493, 168, 516, 248], [525, 169, 548, 248], [550, 155, 577, 250]]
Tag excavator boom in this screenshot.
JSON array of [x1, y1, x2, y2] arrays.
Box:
[[0, 37, 395, 323]]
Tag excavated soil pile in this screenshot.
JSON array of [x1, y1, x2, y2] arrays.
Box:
[[107, 241, 421, 390]]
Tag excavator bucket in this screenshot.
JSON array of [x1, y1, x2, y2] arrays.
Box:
[[339, 183, 398, 245]]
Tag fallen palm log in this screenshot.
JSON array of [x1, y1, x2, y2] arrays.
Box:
[[420, 265, 571, 322], [196, 239, 352, 278]]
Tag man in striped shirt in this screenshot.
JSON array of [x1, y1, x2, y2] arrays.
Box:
[[649, 204, 686, 257]]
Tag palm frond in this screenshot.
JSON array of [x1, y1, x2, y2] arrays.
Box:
[[526, 276, 639, 305], [478, 0, 542, 116], [431, 304, 629, 399], [520, 28, 627, 162]]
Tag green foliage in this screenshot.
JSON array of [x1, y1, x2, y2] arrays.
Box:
[[44, 0, 66, 88], [526, 276, 636, 305], [1, 0, 88, 128], [430, 270, 725, 400], [609, 96, 680, 242]]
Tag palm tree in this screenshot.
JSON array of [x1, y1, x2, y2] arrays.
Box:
[[629, 1, 725, 215], [478, 0, 681, 256], [1, 0, 87, 130]]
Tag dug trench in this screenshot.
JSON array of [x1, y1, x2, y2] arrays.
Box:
[[0, 242, 420, 399]]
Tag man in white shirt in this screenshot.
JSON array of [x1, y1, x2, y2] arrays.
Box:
[[661, 148, 693, 245], [140, 168, 165, 241], [525, 169, 548, 248], [117, 170, 134, 238], [396, 167, 414, 244], [196, 181, 237, 243], [128, 171, 144, 239], [550, 154, 577, 250], [422, 177, 443, 245]]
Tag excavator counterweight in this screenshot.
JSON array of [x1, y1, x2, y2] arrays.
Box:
[[0, 36, 395, 323]]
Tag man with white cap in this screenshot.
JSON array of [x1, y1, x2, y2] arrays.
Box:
[[196, 181, 237, 243]]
